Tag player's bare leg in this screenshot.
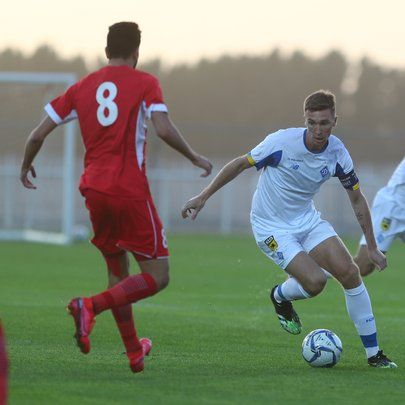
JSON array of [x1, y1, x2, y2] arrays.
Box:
[[137, 257, 170, 291], [354, 244, 377, 277], [285, 253, 328, 296], [271, 253, 327, 335], [106, 251, 130, 287], [309, 236, 361, 289], [309, 236, 397, 368]]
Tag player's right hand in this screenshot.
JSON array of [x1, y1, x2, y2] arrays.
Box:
[[181, 194, 206, 220], [192, 155, 213, 177], [20, 165, 37, 189]]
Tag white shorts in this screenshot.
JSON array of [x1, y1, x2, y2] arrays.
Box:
[[254, 217, 337, 270], [360, 194, 405, 251]]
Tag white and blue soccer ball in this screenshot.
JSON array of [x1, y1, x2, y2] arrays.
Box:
[[302, 329, 343, 367]]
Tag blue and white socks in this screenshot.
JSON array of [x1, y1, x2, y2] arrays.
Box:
[[274, 277, 311, 302], [344, 282, 379, 358], [274, 278, 379, 358]]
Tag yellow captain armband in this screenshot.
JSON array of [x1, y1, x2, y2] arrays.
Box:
[[246, 154, 256, 166], [338, 169, 359, 190]]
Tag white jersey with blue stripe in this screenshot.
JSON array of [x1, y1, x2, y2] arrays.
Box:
[[248, 127, 356, 233]]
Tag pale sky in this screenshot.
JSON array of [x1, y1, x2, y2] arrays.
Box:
[[2, 0, 405, 68]]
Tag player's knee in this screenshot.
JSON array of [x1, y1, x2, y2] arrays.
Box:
[[158, 272, 170, 291], [153, 262, 170, 291], [338, 262, 361, 288], [152, 270, 169, 291], [304, 273, 327, 297]]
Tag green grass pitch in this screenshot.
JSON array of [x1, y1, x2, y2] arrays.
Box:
[[0, 235, 404, 404]]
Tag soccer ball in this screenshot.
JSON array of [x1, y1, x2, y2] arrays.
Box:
[[302, 329, 343, 367]]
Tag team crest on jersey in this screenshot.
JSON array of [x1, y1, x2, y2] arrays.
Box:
[[320, 166, 330, 178], [380, 218, 392, 231], [264, 236, 278, 251]]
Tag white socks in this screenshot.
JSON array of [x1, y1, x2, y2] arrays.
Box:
[[344, 282, 379, 358], [275, 278, 379, 359], [274, 277, 311, 302]]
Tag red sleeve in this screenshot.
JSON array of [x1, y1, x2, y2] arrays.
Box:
[[44, 83, 78, 125], [144, 75, 168, 118]]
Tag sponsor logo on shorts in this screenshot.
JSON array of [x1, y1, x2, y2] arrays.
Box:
[[276, 251, 284, 260], [320, 166, 330, 178], [380, 218, 391, 231], [264, 236, 278, 251], [291, 164, 300, 170]]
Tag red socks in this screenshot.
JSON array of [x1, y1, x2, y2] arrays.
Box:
[[91, 273, 157, 315], [111, 305, 142, 353], [0, 322, 8, 405]]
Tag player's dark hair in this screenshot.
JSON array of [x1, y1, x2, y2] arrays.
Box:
[[304, 90, 336, 114], [106, 22, 141, 59]]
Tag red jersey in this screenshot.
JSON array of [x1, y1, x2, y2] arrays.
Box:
[[45, 65, 167, 198]]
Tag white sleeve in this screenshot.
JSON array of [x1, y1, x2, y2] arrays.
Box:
[[335, 146, 354, 177], [334, 145, 359, 190], [247, 130, 283, 169]]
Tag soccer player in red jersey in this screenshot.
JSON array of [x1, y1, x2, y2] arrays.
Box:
[[0, 320, 8, 405], [20, 22, 212, 373]]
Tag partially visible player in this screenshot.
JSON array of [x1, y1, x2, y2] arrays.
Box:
[[182, 90, 397, 368], [355, 157, 405, 276], [0, 320, 8, 405], [20, 22, 212, 373]]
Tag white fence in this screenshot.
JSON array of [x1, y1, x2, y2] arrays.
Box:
[[0, 157, 396, 241]]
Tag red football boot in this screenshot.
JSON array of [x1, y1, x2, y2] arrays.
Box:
[[140, 338, 152, 357], [127, 338, 152, 373], [67, 297, 95, 354]]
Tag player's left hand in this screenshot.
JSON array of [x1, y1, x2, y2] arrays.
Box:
[[20, 165, 37, 189], [192, 155, 213, 177], [368, 248, 387, 271], [181, 194, 206, 220]]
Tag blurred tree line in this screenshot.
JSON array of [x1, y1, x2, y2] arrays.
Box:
[[1, 45, 403, 164]]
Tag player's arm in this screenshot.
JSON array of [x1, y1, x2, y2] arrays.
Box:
[[151, 111, 212, 177], [182, 155, 252, 220], [20, 116, 57, 189], [346, 186, 387, 270]]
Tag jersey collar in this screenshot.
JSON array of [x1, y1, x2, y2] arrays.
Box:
[[303, 129, 329, 154]]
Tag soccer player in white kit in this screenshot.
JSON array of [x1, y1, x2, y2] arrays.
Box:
[[355, 157, 405, 276], [182, 90, 397, 368]]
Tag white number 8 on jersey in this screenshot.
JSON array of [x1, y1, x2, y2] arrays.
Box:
[[96, 82, 118, 126]]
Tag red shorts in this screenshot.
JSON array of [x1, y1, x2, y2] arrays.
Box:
[[83, 189, 169, 262]]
